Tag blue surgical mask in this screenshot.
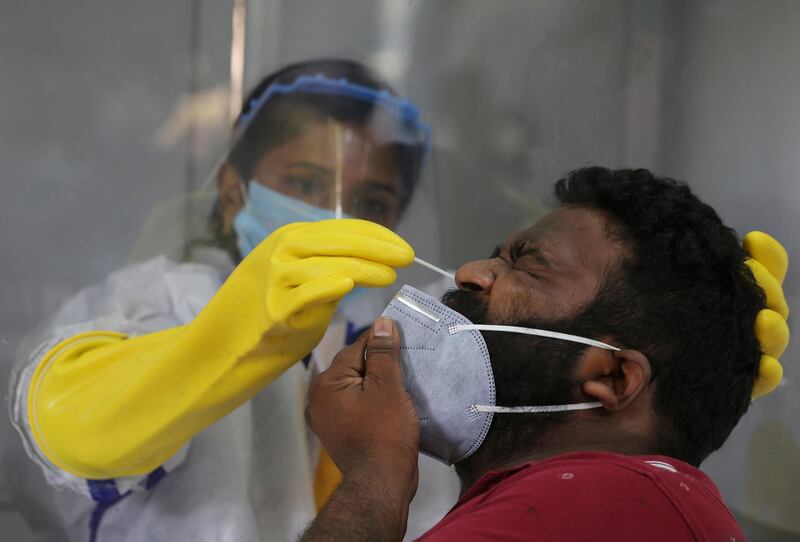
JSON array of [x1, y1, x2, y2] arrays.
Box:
[[232, 180, 365, 306], [233, 181, 347, 256]]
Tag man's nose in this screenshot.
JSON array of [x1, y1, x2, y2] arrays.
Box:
[[455, 259, 500, 294]]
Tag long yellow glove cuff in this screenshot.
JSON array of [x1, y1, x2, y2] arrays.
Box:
[[744, 231, 790, 399], [28, 219, 414, 479]]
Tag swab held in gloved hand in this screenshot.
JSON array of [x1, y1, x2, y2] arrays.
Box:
[[414, 257, 455, 281]]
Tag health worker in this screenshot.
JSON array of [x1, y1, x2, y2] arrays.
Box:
[[5, 58, 459, 542]]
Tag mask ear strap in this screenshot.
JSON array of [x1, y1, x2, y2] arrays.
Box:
[[473, 402, 602, 414], [449, 324, 620, 351], [237, 178, 251, 208], [452, 324, 613, 415]]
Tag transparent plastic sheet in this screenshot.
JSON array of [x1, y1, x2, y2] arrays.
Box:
[[4, 64, 455, 542]]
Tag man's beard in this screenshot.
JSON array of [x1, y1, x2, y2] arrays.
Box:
[[441, 288, 585, 408], [441, 288, 591, 477]]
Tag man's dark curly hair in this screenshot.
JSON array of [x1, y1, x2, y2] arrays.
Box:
[[555, 166, 764, 465]]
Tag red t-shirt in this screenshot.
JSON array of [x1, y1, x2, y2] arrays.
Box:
[[416, 452, 744, 542]]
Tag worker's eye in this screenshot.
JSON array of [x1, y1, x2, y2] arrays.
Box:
[[348, 190, 401, 225], [351, 196, 389, 218], [279, 174, 329, 207]]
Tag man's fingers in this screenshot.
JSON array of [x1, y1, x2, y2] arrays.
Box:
[[307, 332, 369, 430], [328, 330, 370, 376], [363, 317, 405, 390]]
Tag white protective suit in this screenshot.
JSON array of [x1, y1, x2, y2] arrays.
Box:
[[5, 250, 460, 542]]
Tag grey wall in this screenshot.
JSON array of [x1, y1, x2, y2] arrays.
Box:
[[656, 1, 800, 537], [406, 0, 663, 266]]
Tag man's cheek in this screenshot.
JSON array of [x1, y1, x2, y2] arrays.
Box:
[[489, 294, 535, 325], [511, 291, 569, 323], [485, 291, 515, 323]]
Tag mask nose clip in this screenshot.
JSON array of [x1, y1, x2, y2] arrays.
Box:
[[392, 290, 442, 322]]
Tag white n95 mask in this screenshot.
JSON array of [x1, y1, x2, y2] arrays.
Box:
[[381, 285, 620, 465]]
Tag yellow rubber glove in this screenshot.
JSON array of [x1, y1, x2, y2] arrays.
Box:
[[744, 231, 790, 399], [28, 219, 414, 479]]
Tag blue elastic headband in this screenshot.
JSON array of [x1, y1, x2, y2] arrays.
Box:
[[238, 74, 431, 150]]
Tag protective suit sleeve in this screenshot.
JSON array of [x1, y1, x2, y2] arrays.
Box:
[[26, 219, 414, 480], [8, 255, 219, 495], [744, 231, 790, 399]]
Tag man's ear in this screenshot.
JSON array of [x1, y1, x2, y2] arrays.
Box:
[[217, 162, 244, 233], [581, 349, 651, 412]]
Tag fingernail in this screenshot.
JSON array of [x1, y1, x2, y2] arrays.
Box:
[[374, 316, 393, 337]]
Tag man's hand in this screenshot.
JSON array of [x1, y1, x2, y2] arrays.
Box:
[[302, 316, 420, 542]]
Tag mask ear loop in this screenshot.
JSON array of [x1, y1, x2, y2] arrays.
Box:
[[449, 324, 619, 414], [449, 324, 620, 351], [237, 177, 251, 209], [473, 402, 603, 414]]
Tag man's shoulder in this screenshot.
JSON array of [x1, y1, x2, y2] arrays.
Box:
[[517, 453, 730, 509], [419, 452, 744, 542], [508, 451, 717, 492], [489, 452, 741, 540]]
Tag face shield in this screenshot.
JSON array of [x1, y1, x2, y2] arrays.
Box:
[[228, 75, 431, 258], [128, 73, 446, 303]]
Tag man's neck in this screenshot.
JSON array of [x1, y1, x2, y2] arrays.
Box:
[[455, 428, 656, 496]]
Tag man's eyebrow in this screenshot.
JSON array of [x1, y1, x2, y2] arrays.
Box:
[[512, 240, 551, 267], [286, 161, 334, 176]]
